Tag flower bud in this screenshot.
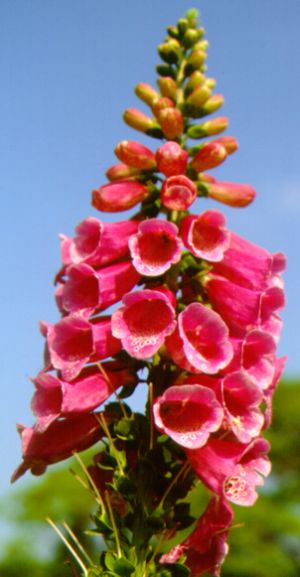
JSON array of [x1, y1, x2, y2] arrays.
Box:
[[186, 116, 229, 139], [167, 25, 179, 39], [158, 108, 183, 140], [213, 136, 238, 154], [158, 39, 180, 64], [191, 142, 228, 172], [106, 163, 140, 181], [152, 97, 174, 118], [177, 18, 189, 34], [161, 175, 197, 210], [205, 77, 216, 89], [92, 180, 149, 212], [156, 141, 188, 177], [156, 64, 177, 80], [200, 94, 224, 116], [123, 108, 156, 133], [186, 84, 212, 108], [135, 83, 159, 106], [182, 28, 203, 48], [185, 50, 207, 75], [184, 71, 206, 97], [115, 140, 156, 171], [157, 76, 177, 100], [205, 180, 256, 207]]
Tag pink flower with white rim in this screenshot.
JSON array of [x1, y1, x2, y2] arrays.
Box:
[[161, 175, 197, 211], [180, 210, 230, 262], [186, 437, 271, 506], [166, 302, 233, 374], [111, 289, 176, 359], [155, 141, 188, 177], [68, 217, 138, 268], [221, 371, 264, 443], [153, 384, 223, 449], [128, 219, 183, 276], [58, 261, 140, 317], [45, 315, 121, 381]]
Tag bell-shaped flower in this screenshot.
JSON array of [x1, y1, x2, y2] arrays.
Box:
[[166, 302, 233, 374], [64, 217, 138, 268], [111, 289, 176, 359], [153, 384, 223, 449], [180, 210, 230, 262], [221, 372, 264, 443], [160, 497, 233, 577], [155, 141, 188, 177], [57, 261, 140, 317], [128, 219, 182, 276], [92, 180, 149, 212], [45, 315, 121, 381], [186, 437, 271, 506], [11, 413, 103, 482], [161, 175, 197, 211], [31, 362, 136, 432]]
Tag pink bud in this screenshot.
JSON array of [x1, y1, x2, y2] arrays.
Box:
[[155, 141, 189, 177], [214, 136, 239, 154], [206, 180, 256, 207], [158, 108, 183, 140], [161, 175, 197, 210], [92, 180, 149, 212], [152, 97, 174, 118], [191, 142, 228, 172], [114, 140, 156, 171], [106, 163, 140, 181]]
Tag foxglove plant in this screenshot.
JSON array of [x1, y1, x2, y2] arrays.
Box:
[[14, 9, 286, 577]]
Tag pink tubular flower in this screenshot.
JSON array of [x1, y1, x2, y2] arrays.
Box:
[[153, 384, 223, 449], [11, 413, 103, 482], [155, 141, 189, 177], [190, 141, 228, 172], [206, 180, 256, 207], [180, 210, 230, 262], [31, 362, 136, 432], [45, 315, 121, 381], [58, 261, 140, 316], [166, 302, 233, 374], [160, 497, 233, 577], [92, 180, 149, 212], [186, 437, 271, 506], [128, 219, 182, 276], [161, 175, 197, 211], [114, 140, 156, 171], [212, 232, 275, 291], [205, 275, 285, 335], [221, 372, 264, 443], [111, 289, 176, 359], [67, 217, 138, 268]]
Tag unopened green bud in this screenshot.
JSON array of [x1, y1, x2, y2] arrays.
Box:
[[186, 116, 229, 139], [156, 64, 177, 80], [177, 18, 189, 35], [184, 50, 207, 76], [158, 39, 180, 65], [193, 39, 209, 51], [205, 77, 216, 89], [186, 84, 212, 108], [157, 76, 177, 100], [182, 28, 203, 48], [135, 82, 159, 106], [184, 70, 206, 97], [185, 8, 199, 26], [123, 108, 155, 133], [200, 94, 224, 116], [167, 25, 180, 39]]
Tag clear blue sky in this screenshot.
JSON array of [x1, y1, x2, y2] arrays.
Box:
[[1, 0, 300, 499]]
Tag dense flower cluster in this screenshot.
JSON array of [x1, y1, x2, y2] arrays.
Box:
[[14, 9, 286, 577]]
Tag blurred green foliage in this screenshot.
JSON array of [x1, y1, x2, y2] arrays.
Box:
[[1, 379, 300, 576]]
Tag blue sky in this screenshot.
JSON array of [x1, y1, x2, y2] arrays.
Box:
[[1, 0, 300, 501]]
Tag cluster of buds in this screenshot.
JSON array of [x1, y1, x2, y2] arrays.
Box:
[[14, 9, 286, 577]]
